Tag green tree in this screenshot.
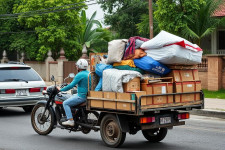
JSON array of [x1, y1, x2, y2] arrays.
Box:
[[154, 0, 205, 35], [78, 10, 113, 55], [98, 0, 148, 38], [0, 0, 39, 60], [9, 33, 40, 60], [182, 0, 225, 45], [136, 2, 160, 38], [90, 28, 115, 53], [13, 0, 86, 61]]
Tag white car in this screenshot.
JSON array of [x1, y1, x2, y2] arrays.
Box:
[[0, 63, 46, 112]]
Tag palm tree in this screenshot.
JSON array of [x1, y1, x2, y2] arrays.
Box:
[[182, 0, 225, 46], [136, 13, 160, 38], [78, 10, 111, 59]]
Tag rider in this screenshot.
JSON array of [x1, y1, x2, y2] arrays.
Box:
[[59, 59, 89, 126]]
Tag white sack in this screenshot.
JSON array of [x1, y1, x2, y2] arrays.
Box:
[[141, 30, 202, 52], [102, 69, 142, 93], [107, 39, 128, 64], [145, 45, 203, 65]]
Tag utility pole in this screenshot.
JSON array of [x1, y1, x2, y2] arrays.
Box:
[[149, 0, 154, 39]]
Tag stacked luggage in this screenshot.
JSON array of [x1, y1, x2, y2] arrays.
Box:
[[89, 30, 203, 111]]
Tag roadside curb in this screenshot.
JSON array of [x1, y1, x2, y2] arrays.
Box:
[[190, 109, 225, 119]]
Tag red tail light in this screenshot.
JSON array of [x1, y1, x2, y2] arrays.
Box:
[[5, 89, 16, 94], [178, 113, 190, 120], [29, 87, 46, 93], [29, 88, 41, 92], [140, 117, 155, 124]]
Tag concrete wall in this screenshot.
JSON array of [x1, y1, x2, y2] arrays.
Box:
[[25, 61, 46, 80], [49, 62, 58, 81], [24, 61, 59, 82]]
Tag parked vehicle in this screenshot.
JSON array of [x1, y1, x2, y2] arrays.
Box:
[[31, 74, 99, 136], [0, 63, 46, 112], [31, 72, 204, 148]]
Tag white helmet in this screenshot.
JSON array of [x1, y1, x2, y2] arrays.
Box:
[[76, 59, 88, 70]]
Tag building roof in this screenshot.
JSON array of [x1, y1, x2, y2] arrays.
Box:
[[213, 1, 225, 17]]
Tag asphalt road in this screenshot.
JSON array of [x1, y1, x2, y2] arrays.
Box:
[[0, 107, 225, 150]]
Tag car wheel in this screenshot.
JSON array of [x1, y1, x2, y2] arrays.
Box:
[[23, 106, 34, 113]]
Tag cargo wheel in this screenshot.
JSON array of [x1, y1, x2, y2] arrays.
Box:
[[100, 114, 126, 148], [142, 128, 168, 142]]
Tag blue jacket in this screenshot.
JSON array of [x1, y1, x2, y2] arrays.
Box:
[[60, 70, 90, 98]]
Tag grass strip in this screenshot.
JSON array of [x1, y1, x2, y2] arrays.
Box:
[[202, 89, 225, 99]]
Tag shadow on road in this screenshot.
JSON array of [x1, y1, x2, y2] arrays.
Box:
[[121, 141, 186, 150], [0, 107, 30, 117], [29, 132, 186, 150]]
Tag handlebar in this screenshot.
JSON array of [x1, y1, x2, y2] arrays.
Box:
[[60, 83, 68, 88]]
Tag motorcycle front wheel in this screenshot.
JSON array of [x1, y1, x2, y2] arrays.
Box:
[[31, 103, 56, 135]]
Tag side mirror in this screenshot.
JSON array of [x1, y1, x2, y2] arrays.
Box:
[[69, 73, 75, 78], [51, 75, 55, 81]]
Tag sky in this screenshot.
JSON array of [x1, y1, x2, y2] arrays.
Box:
[[85, 0, 107, 27]]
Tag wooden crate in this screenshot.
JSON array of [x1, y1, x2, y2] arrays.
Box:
[[89, 91, 104, 108], [103, 92, 116, 109]]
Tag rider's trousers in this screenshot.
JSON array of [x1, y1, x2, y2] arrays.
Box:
[[63, 94, 86, 120]]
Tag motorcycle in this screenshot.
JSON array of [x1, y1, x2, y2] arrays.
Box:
[[31, 74, 99, 135]]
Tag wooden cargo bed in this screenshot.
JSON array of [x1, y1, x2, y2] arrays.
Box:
[[87, 91, 204, 115]]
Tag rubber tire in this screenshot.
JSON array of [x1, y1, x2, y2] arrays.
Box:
[[23, 105, 34, 113], [142, 128, 168, 142], [31, 103, 55, 135], [100, 114, 126, 148]]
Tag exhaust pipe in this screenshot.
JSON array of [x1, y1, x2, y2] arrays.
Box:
[[76, 122, 99, 131]]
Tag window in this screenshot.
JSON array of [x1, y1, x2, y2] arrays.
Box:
[[218, 31, 225, 50], [0, 67, 42, 82]]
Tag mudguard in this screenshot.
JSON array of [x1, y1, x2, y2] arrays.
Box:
[[116, 114, 129, 132], [36, 100, 47, 105], [35, 100, 57, 125]]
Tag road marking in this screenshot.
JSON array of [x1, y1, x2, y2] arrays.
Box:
[[178, 126, 225, 133]]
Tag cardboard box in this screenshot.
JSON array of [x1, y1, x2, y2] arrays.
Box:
[[89, 91, 103, 108], [141, 82, 173, 105], [116, 93, 132, 111], [167, 69, 199, 82], [174, 81, 202, 102], [123, 77, 140, 92], [103, 92, 116, 109]]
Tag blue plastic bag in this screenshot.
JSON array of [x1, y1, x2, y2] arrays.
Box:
[[95, 64, 113, 91], [134, 56, 171, 76]]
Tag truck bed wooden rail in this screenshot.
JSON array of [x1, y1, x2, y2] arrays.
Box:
[[87, 91, 204, 115]]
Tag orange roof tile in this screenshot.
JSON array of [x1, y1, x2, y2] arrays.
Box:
[[213, 1, 225, 17]]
